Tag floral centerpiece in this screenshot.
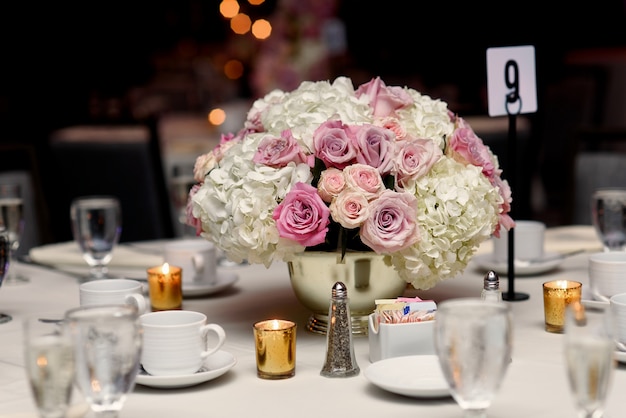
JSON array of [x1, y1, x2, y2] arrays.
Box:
[[187, 76, 514, 290]]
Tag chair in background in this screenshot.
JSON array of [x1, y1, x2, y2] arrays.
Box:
[[44, 123, 175, 243], [572, 152, 626, 225], [0, 143, 52, 256]]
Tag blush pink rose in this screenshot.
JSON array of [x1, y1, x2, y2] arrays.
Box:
[[313, 120, 358, 169], [318, 167, 346, 203], [355, 76, 414, 118], [330, 189, 370, 229], [360, 190, 419, 253], [342, 163, 385, 200], [393, 138, 443, 189], [353, 124, 395, 175], [273, 182, 330, 247], [253, 130, 313, 168], [448, 121, 495, 177], [490, 175, 515, 238]]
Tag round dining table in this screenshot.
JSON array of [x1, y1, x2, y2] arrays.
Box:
[[0, 225, 623, 418]]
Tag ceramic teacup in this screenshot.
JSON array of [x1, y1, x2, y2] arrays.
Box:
[[589, 252, 626, 302], [163, 239, 217, 286], [79, 278, 147, 314], [492, 220, 546, 264], [609, 292, 626, 350], [140, 310, 226, 376]]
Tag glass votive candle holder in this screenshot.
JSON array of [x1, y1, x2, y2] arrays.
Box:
[[147, 263, 182, 311], [543, 280, 582, 333], [253, 319, 296, 379]]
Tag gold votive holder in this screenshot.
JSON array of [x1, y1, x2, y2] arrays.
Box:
[[543, 280, 582, 333], [147, 263, 182, 311], [253, 319, 296, 379]]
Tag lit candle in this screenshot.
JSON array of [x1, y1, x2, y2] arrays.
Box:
[[147, 263, 182, 311], [542, 280, 582, 333], [253, 319, 296, 379]]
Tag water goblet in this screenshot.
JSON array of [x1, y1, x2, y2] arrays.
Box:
[[0, 183, 28, 284], [0, 228, 12, 323], [564, 302, 615, 418], [22, 314, 75, 418], [169, 173, 196, 237], [434, 298, 513, 418], [70, 196, 122, 281], [64, 304, 142, 418], [591, 188, 626, 252]]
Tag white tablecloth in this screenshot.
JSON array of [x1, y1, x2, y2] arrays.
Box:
[[1, 226, 623, 418]]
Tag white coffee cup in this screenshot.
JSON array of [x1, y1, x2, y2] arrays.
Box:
[[79, 278, 147, 314], [492, 220, 545, 263], [163, 239, 217, 285], [609, 292, 626, 350], [140, 310, 226, 376], [589, 252, 626, 302]]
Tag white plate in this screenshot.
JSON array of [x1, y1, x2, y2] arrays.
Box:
[[473, 252, 564, 276], [183, 271, 239, 297], [615, 350, 626, 364], [364, 355, 450, 398], [135, 350, 236, 389], [581, 288, 609, 310]]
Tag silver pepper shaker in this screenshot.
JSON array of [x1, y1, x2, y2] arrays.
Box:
[[320, 281, 360, 378], [481, 270, 503, 302]]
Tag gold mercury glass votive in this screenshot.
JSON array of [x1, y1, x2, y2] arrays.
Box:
[[542, 280, 582, 333], [253, 319, 296, 379], [147, 263, 182, 311]]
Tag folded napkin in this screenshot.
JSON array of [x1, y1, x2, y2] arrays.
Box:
[[29, 241, 164, 268]]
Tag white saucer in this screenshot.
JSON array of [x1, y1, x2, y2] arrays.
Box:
[[473, 252, 564, 276], [182, 271, 239, 297], [364, 355, 450, 398], [135, 350, 236, 389], [615, 350, 626, 364], [581, 289, 609, 310]]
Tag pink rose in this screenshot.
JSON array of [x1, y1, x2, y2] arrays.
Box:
[[355, 77, 414, 118], [253, 130, 313, 168], [448, 120, 495, 177], [353, 124, 395, 175], [313, 120, 358, 169], [393, 138, 443, 189], [318, 167, 346, 203], [490, 176, 515, 238], [186, 184, 203, 236], [377, 117, 407, 140], [273, 182, 330, 247], [330, 189, 370, 229], [360, 190, 419, 253], [343, 163, 385, 200]]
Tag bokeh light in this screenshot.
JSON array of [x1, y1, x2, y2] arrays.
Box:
[[219, 0, 239, 18], [251, 19, 272, 40], [230, 13, 252, 34], [208, 108, 226, 126], [248, 0, 265, 5], [224, 59, 244, 79]]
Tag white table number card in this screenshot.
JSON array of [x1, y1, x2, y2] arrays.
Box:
[[486, 45, 537, 117]]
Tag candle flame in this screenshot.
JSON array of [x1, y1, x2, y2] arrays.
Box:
[[271, 319, 281, 330], [555, 280, 569, 289], [162, 263, 170, 274]]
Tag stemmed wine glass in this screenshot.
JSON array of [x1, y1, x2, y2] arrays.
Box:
[[434, 298, 513, 418], [590, 188, 626, 252], [0, 228, 12, 323], [0, 183, 28, 284], [564, 302, 615, 418], [23, 313, 75, 418], [64, 304, 142, 418], [169, 173, 196, 237], [70, 196, 122, 282]]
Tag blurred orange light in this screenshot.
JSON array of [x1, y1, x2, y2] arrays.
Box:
[[208, 108, 226, 126], [220, 0, 239, 18], [230, 13, 251, 34], [251, 19, 271, 40], [224, 59, 244, 80], [248, 0, 265, 5]]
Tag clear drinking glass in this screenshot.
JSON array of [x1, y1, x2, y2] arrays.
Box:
[[0, 228, 12, 323], [169, 174, 196, 237], [591, 188, 626, 252], [70, 196, 122, 281], [564, 302, 615, 418], [434, 298, 513, 418], [0, 183, 27, 284], [23, 314, 75, 418], [64, 304, 142, 418]]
